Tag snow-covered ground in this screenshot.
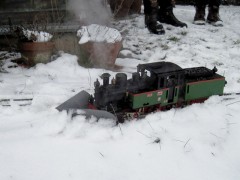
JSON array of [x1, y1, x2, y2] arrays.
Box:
[[0, 5, 240, 180]]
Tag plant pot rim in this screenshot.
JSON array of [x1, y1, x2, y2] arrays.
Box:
[[19, 41, 55, 52], [19, 41, 54, 44]]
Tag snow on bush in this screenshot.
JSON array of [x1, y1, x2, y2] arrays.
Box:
[[23, 29, 53, 42]]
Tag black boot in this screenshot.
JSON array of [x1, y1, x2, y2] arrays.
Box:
[[207, 5, 223, 26], [145, 13, 165, 35], [143, 0, 165, 35], [193, 5, 206, 25], [158, 6, 187, 27]]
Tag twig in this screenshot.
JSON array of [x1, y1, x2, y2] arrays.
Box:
[[227, 122, 237, 125], [147, 120, 154, 131], [118, 123, 123, 136], [184, 138, 191, 148], [137, 130, 151, 139], [99, 152, 104, 158], [109, 103, 122, 136], [226, 100, 240, 106], [210, 133, 224, 140], [87, 69, 92, 89], [173, 139, 185, 143], [172, 108, 177, 121]]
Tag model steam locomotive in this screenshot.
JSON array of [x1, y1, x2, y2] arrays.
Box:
[[57, 62, 226, 122]]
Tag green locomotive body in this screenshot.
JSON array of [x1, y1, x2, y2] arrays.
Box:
[[129, 88, 170, 109], [125, 63, 225, 113], [185, 78, 225, 101], [128, 76, 225, 111]]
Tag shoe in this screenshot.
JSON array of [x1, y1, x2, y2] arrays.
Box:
[[193, 6, 206, 25], [145, 14, 165, 35], [158, 7, 187, 28], [207, 6, 223, 26]]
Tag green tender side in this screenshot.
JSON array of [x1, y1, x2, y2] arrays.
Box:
[[185, 78, 225, 101], [129, 87, 179, 109]]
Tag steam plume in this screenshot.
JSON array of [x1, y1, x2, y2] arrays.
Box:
[[67, 0, 111, 25]]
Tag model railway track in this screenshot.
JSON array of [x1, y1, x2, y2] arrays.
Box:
[[0, 98, 33, 106]]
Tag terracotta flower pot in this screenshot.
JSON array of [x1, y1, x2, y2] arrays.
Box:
[[19, 41, 55, 66], [77, 24, 123, 68], [79, 40, 122, 68]]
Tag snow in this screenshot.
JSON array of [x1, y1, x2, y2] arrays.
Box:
[[77, 24, 122, 44], [0, 5, 240, 180], [23, 29, 53, 42]]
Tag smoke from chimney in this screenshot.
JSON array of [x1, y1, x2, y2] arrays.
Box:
[[67, 0, 112, 25]]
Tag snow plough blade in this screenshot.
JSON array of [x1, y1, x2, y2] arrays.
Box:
[[56, 90, 91, 111], [56, 90, 117, 120]]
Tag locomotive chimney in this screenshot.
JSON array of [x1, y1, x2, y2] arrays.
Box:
[[116, 73, 127, 87], [101, 73, 111, 87], [132, 72, 140, 82]]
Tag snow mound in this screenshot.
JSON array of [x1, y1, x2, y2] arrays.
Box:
[[77, 24, 122, 44]]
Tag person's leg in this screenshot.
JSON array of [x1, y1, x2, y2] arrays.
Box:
[[158, 0, 187, 27], [207, 0, 223, 26], [143, 0, 165, 34], [193, 0, 208, 25], [208, 0, 221, 7], [195, 0, 208, 7]]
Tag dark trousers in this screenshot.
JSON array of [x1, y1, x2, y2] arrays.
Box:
[[143, 0, 173, 14], [195, 0, 221, 6]]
